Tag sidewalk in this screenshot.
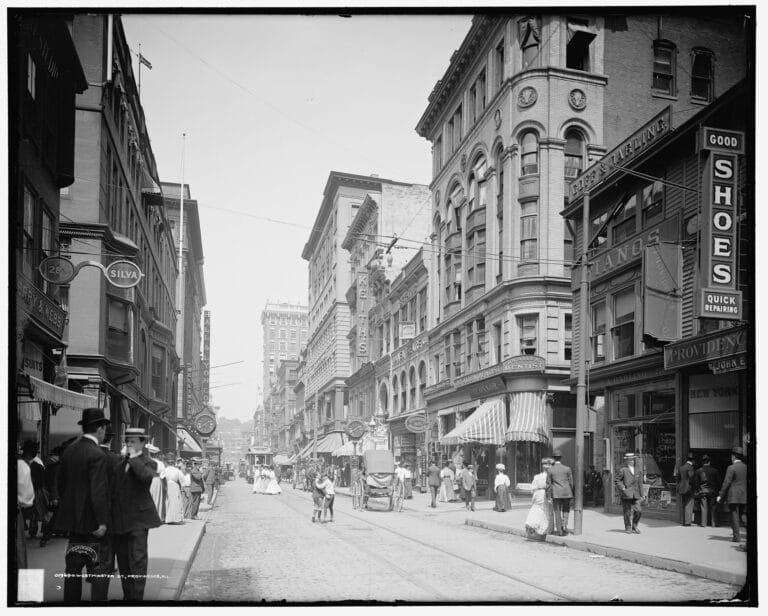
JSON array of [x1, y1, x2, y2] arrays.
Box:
[[16, 490, 217, 604], [333, 486, 747, 586]]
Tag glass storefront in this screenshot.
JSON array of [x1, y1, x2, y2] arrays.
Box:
[[609, 380, 677, 512]]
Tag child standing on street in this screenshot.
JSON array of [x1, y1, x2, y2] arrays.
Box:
[[315, 472, 336, 522]]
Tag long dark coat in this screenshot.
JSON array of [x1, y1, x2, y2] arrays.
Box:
[[110, 451, 162, 534], [56, 436, 110, 534]]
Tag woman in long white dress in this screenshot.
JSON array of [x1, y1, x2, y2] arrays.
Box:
[[438, 462, 455, 502], [148, 447, 166, 521], [163, 456, 185, 524], [263, 466, 282, 495], [252, 465, 267, 494], [525, 458, 554, 540]]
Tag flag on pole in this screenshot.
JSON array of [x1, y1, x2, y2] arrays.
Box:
[[139, 53, 152, 70]]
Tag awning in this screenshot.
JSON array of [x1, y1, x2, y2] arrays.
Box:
[[440, 397, 507, 446], [298, 439, 316, 459], [17, 397, 43, 421], [287, 453, 298, 465], [28, 375, 98, 410], [315, 432, 346, 453], [177, 427, 202, 453], [568, 22, 597, 44], [506, 391, 550, 444], [332, 433, 375, 456], [437, 406, 457, 417], [274, 454, 293, 465]]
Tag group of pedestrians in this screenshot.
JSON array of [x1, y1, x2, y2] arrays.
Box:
[[15, 407, 216, 603], [251, 464, 282, 495], [676, 447, 747, 542], [427, 459, 478, 510], [524, 451, 574, 539]]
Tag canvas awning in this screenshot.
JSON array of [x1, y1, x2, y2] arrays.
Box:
[[177, 427, 202, 453], [298, 439, 316, 459], [505, 391, 550, 443], [440, 397, 507, 446], [332, 432, 375, 456], [274, 454, 293, 465], [27, 375, 98, 410], [315, 431, 346, 453]]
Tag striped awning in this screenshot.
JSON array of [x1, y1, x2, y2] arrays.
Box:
[[440, 397, 507, 446], [28, 375, 98, 410], [298, 439, 316, 459], [177, 428, 202, 453], [505, 391, 550, 443], [315, 432, 346, 454]]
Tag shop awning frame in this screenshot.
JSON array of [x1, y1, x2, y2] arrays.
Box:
[[27, 375, 98, 410], [505, 391, 550, 444], [177, 427, 202, 453], [440, 397, 507, 446], [315, 432, 347, 454]]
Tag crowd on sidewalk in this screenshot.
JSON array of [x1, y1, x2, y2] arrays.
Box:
[[15, 407, 218, 603]]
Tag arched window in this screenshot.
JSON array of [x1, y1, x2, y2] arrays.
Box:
[[520, 131, 539, 175], [392, 376, 398, 414], [409, 366, 417, 408], [418, 362, 427, 407], [379, 383, 389, 415], [468, 174, 477, 212], [400, 371, 407, 412], [564, 129, 585, 179]]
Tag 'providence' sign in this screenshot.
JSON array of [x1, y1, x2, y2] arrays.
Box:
[[664, 325, 746, 370], [569, 107, 672, 201]]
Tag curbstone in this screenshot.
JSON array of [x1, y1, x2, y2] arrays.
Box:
[[465, 518, 746, 587]]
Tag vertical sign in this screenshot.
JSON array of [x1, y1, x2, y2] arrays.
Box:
[[357, 272, 369, 358], [202, 310, 211, 405], [185, 362, 193, 412], [697, 127, 744, 320]]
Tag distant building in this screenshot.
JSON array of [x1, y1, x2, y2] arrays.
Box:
[[163, 182, 206, 452], [301, 171, 429, 461]]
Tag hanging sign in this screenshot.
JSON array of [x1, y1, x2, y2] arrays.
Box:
[[105, 260, 143, 288], [39, 256, 76, 284], [696, 127, 744, 320], [345, 419, 367, 440], [404, 414, 429, 434]]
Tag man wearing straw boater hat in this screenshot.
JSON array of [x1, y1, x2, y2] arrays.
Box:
[[110, 427, 162, 601], [56, 407, 111, 602], [614, 452, 643, 534]]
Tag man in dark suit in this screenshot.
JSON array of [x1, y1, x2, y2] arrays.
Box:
[[56, 408, 111, 602], [717, 446, 747, 543], [188, 460, 204, 519], [547, 451, 574, 536], [427, 459, 441, 508], [676, 452, 696, 526], [111, 427, 162, 601], [695, 454, 721, 528], [614, 452, 643, 534]]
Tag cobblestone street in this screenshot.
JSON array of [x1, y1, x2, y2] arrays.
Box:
[[180, 480, 740, 603]]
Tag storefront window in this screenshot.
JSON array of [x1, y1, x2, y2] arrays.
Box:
[[615, 392, 636, 419], [514, 440, 544, 485], [591, 302, 606, 362], [688, 373, 740, 449]]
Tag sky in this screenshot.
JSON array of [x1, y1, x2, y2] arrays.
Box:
[[120, 12, 473, 423]]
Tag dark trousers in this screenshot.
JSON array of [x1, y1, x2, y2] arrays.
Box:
[[429, 485, 438, 507], [463, 488, 475, 510], [699, 494, 718, 527], [621, 498, 642, 530], [182, 488, 191, 518], [728, 503, 745, 540], [324, 495, 335, 518], [16, 508, 27, 570], [206, 484, 215, 504], [64, 533, 111, 602], [681, 492, 694, 525], [553, 498, 572, 533], [114, 529, 149, 601], [189, 492, 202, 518]]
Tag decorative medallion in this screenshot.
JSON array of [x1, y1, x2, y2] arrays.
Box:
[[517, 86, 538, 108], [569, 88, 587, 110], [460, 153, 467, 172], [494, 108, 502, 129]]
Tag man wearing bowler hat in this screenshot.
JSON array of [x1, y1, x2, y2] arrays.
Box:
[[717, 446, 747, 543], [546, 450, 574, 536], [56, 408, 111, 602], [676, 452, 696, 526], [614, 452, 643, 534], [110, 427, 162, 601]]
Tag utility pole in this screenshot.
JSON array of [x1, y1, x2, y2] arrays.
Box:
[[574, 190, 590, 535]]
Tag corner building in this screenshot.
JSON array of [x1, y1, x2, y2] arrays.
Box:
[[415, 11, 748, 497]]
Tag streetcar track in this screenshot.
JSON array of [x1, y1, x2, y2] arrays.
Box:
[[281, 487, 577, 602]]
